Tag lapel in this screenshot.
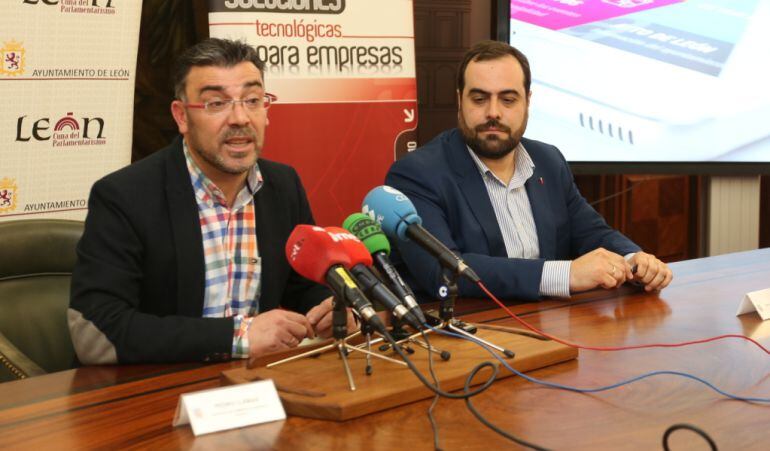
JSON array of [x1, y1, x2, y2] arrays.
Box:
[[444, 129, 507, 257], [523, 141, 555, 259], [252, 165, 279, 312], [164, 138, 206, 317]]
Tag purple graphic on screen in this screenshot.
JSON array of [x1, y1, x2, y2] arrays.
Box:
[[510, 0, 685, 30]]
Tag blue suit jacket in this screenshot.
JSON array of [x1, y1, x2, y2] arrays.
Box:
[[385, 128, 640, 301]]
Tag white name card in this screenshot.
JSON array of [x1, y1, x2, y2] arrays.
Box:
[[736, 288, 770, 321], [172, 379, 286, 436]]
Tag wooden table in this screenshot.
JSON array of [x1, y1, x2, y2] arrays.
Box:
[[2, 249, 770, 450]]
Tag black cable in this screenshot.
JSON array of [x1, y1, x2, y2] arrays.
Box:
[[462, 365, 551, 451], [423, 330, 443, 451], [417, 324, 722, 450], [384, 330, 498, 399], [427, 394, 442, 451], [417, 331, 549, 450], [662, 423, 718, 451]]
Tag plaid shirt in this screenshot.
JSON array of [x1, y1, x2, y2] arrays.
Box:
[[184, 143, 263, 359]]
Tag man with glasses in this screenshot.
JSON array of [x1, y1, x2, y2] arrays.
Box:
[[69, 39, 349, 365]]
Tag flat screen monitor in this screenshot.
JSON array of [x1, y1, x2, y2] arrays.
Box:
[[499, 0, 770, 174]]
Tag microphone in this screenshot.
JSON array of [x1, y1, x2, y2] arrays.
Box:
[[285, 225, 387, 335], [325, 226, 424, 331], [362, 186, 480, 283], [342, 213, 428, 326]]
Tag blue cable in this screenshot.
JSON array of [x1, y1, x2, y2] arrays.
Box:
[[426, 325, 770, 404]]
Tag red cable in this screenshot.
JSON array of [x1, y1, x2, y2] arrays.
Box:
[[477, 281, 770, 355]]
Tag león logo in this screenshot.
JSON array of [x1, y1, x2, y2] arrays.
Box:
[[1, 40, 25, 77], [0, 178, 18, 214], [16, 112, 107, 147]]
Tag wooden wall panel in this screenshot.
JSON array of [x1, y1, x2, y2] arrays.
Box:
[[132, 0, 209, 162], [624, 175, 690, 262], [575, 175, 696, 262], [413, 0, 471, 145]]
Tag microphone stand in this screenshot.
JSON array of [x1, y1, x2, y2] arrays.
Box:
[[360, 316, 452, 361], [360, 321, 375, 376], [426, 267, 516, 359], [266, 297, 407, 391], [439, 267, 458, 322], [332, 296, 356, 390], [374, 268, 464, 361]]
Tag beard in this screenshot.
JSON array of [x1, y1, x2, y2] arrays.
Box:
[[187, 122, 260, 175], [458, 109, 527, 160]]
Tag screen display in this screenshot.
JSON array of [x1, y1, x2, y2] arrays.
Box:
[[508, 0, 770, 163]]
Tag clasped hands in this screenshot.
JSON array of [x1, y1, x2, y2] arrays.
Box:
[[569, 248, 673, 294]]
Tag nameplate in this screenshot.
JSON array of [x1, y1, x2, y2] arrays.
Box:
[[736, 288, 770, 320], [172, 379, 285, 436]]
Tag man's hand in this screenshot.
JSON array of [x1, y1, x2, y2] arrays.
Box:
[[247, 309, 315, 359], [306, 296, 359, 339], [569, 247, 633, 293], [628, 251, 673, 292]]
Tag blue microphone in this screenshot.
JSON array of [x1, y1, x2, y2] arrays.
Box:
[[360, 186, 418, 240], [362, 186, 480, 283]]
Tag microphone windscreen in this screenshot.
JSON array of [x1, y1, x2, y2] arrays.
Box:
[[361, 186, 421, 241], [342, 213, 391, 256], [324, 227, 373, 267], [285, 225, 352, 283]]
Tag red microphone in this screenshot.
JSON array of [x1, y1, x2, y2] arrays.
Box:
[[286, 225, 350, 282], [285, 225, 386, 334], [325, 227, 424, 330]]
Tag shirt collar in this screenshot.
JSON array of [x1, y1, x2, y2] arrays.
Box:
[[466, 142, 535, 189], [183, 140, 263, 209]]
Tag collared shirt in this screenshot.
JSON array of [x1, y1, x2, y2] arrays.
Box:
[[467, 144, 571, 297], [184, 142, 263, 358]]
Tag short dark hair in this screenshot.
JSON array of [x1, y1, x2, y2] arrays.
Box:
[[457, 40, 531, 95], [173, 38, 265, 100]]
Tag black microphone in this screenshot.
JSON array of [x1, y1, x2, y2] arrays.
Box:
[[342, 213, 428, 326], [327, 227, 424, 331], [324, 265, 387, 336]]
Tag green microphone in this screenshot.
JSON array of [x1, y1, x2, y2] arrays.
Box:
[[343, 213, 427, 326], [343, 212, 391, 255]]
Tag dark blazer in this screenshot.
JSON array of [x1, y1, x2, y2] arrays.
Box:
[[69, 137, 330, 364], [385, 128, 640, 301]]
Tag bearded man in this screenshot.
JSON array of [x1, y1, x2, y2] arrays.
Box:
[[385, 40, 672, 301]]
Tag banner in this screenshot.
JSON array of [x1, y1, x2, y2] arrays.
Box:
[[208, 0, 418, 226], [0, 1, 142, 221]]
